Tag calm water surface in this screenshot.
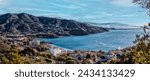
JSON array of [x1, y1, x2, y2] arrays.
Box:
[[41, 30, 144, 51]]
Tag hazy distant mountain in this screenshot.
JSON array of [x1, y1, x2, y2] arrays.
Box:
[[0, 13, 108, 37], [88, 22, 142, 30]]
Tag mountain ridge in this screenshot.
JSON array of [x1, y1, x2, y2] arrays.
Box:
[[88, 22, 141, 30], [0, 13, 108, 38]]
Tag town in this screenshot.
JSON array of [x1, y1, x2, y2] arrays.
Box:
[[0, 33, 132, 64]]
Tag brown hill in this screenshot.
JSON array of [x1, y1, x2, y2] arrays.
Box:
[[0, 13, 108, 37]]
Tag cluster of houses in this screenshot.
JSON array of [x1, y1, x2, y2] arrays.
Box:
[[4, 34, 28, 46], [48, 44, 71, 56], [2, 34, 71, 56], [95, 50, 124, 64], [28, 39, 72, 56], [66, 50, 104, 63], [106, 50, 123, 59], [1, 34, 126, 64]]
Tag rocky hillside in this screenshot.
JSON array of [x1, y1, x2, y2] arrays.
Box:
[[0, 13, 108, 37], [0, 37, 11, 52]]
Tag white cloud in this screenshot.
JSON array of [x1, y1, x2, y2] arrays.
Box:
[[50, 2, 81, 10], [62, 0, 88, 7], [111, 0, 136, 7], [12, 8, 60, 13]]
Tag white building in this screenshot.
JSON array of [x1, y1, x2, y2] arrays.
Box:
[[49, 45, 68, 56], [49, 48, 62, 56], [29, 39, 40, 46]]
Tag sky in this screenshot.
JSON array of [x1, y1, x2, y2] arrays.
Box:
[[0, 0, 150, 26]]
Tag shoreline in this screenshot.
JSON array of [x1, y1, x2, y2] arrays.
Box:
[[48, 43, 74, 51], [39, 38, 73, 51], [38, 29, 142, 52], [40, 38, 128, 53]]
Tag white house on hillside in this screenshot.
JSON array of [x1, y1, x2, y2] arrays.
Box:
[[49, 47, 62, 56], [49, 45, 68, 56], [29, 39, 40, 46]]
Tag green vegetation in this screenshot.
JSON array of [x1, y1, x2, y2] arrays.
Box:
[[133, 0, 150, 14], [0, 52, 24, 64], [0, 43, 56, 64], [106, 0, 150, 64], [66, 60, 77, 64], [121, 37, 150, 64], [108, 29, 150, 64], [0, 38, 11, 52]]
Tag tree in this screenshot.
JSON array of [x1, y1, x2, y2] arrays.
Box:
[[0, 52, 24, 64], [112, 34, 150, 64], [66, 60, 77, 64], [86, 54, 91, 59], [133, 0, 150, 15], [121, 40, 150, 64], [0, 39, 11, 52]]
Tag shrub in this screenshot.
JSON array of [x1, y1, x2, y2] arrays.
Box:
[[0, 52, 24, 64], [66, 60, 77, 64]]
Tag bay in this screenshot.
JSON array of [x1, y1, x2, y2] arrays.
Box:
[[41, 30, 144, 52]]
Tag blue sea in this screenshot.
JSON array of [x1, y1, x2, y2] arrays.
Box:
[[41, 30, 144, 52]]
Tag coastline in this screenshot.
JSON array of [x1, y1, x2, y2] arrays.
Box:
[[39, 29, 141, 52], [39, 38, 73, 51], [0, 30, 138, 64]]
